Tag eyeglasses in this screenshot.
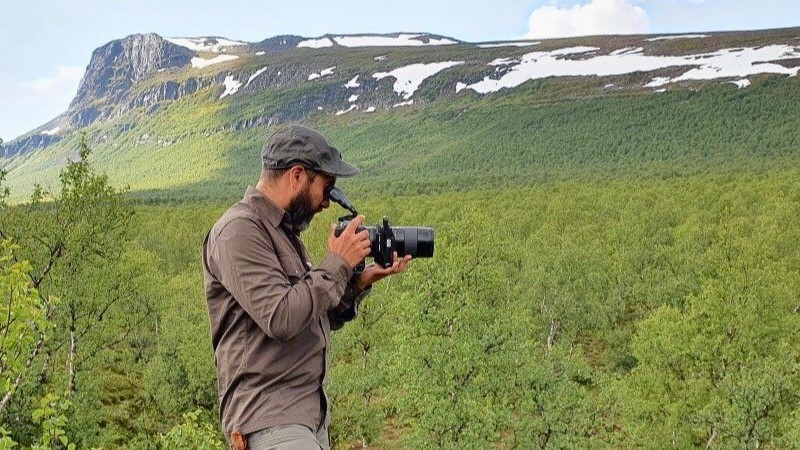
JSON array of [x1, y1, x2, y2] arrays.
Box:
[[305, 168, 336, 191]]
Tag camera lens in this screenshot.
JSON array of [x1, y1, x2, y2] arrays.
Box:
[[392, 227, 435, 258]]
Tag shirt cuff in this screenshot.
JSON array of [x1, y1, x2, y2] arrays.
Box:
[[318, 251, 353, 286]]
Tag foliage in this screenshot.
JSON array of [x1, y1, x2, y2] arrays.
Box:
[[30, 393, 75, 450], [0, 241, 51, 411], [0, 137, 159, 447], [1, 74, 800, 448], [617, 188, 800, 448], [157, 409, 226, 450]]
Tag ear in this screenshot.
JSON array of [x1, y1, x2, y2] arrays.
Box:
[[287, 165, 306, 191]]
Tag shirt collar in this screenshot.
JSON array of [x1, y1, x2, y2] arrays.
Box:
[[241, 186, 291, 230]]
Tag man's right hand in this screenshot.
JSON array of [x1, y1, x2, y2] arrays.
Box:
[[328, 215, 371, 269]]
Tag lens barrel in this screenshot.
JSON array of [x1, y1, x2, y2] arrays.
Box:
[[392, 227, 435, 259]]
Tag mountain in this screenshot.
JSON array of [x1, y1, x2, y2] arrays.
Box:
[[1, 28, 799, 200]]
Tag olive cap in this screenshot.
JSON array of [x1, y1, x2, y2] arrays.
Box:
[[261, 125, 359, 177]]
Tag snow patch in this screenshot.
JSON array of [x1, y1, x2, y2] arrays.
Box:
[[348, 94, 359, 103], [336, 105, 359, 116], [166, 37, 247, 53], [344, 76, 360, 88], [298, 37, 334, 48], [610, 47, 643, 56], [373, 61, 463, 99], [332, 34, 458, 47], [455, 82, 467, 93], [191, 54, 239, 69], [374, 55, 387, 61], [489, 57, 518, 66], [246, 67, 269, 87], [478, 41, 540, 48], [550, 46, 599, 56], [308, 66, 336, 81], [220, 75, 242, 99], [653, 47, 800, 86], [645, 77, 671, 88], [731, 79, 751, 88], [255, 51, 266, 56], [41, 126, 60, 136], [645, 34, 709, 42], [364, 106, 376, 113], [461, 45, 800, 94], [393, 100, 414, 108]]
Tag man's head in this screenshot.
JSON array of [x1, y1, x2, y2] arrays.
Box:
[[259, 125, 358, 231]]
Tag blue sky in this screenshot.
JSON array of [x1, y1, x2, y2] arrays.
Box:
[[1, 0, 798, 141]]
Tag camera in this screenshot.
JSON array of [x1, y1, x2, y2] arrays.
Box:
[[326, 186, 434, 269]]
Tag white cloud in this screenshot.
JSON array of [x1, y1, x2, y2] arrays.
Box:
[[633, 0, 705, 3], [0, 66, 84, 140], [25, 66, 84, 96], [523, 0, 650, 39]]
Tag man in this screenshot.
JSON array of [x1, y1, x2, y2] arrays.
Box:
[[202, 125, 410, 450]]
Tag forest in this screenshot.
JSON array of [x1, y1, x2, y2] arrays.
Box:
[[1, 78, 800, 449]]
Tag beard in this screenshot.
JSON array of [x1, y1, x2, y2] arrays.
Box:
[[287, 183, 316, 233]]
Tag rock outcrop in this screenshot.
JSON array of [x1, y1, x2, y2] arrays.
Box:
[[68, 33, 194, 128]]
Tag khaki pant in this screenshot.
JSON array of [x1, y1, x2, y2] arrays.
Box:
[[246, 424, 329, 450]]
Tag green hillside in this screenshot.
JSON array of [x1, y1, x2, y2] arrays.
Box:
[[5, 73, 800, 203]]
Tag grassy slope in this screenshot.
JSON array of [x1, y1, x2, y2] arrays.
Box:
[[10, 73, 799, 204]]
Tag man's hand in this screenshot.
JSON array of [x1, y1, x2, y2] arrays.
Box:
[[356, 252, 412, 290], [328, 215, 371, 269]]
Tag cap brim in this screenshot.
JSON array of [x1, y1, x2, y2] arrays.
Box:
[[324, 160, 360, 178]]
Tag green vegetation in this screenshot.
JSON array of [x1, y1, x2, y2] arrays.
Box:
[[2, 73, 799, 448]]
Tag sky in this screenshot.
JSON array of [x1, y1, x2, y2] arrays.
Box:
[[1, 0, 798, 141]]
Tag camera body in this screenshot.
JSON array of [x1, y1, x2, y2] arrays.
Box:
[[335, 216, 435, 269]]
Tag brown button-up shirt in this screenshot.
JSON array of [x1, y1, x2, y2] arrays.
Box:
[[202, 186, 368, 439]]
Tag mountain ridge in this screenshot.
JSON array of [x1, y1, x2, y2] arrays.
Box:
[[1, 26, 799, 199]]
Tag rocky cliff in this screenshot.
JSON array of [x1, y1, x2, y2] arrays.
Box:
[[68, 33, 195, 128]]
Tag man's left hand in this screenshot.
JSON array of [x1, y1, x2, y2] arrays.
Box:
[[356, 252, 412, 290]]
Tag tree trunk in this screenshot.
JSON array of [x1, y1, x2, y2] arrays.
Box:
[[68, 309, 77, 397], [0, 333, 44, 413], [546, 320, 559, 354]]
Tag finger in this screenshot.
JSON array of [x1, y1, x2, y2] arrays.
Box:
[[387, 252, 399, 271], [396, 255, 412, 272], [344, 215, 365, 234], [327, 224, 337, 246], [355, 229, 370, 242]]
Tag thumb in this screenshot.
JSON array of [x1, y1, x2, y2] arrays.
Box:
[[328, 223, 337, 246]]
